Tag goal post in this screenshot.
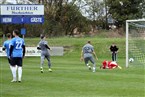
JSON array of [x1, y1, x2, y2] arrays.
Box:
[[126, 19, 145, 67]]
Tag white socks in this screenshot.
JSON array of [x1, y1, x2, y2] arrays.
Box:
[[11, 66, 17, 81], [11, 66, 22, 81], [9, 65, 13, 74], [93, 67, 96, 72], [18, 67, 22, 81], [9, 65, 12, 71]]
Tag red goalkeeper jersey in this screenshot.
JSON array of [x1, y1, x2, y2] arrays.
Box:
[[101, 60, 118, 69]]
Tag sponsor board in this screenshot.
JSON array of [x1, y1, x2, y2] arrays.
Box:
[[1, 5, 44, 15], [0, 15, 44, 24], [0, 47, 64, 57]]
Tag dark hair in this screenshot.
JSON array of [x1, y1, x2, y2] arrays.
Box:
[[40, 34, 45, 39], [88, 41, 91, 44], [13, 30, 19, 35], [6, 33, 11, 38]]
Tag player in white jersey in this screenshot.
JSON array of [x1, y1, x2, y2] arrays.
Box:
[[37, 34, 52, 73], [80, 41, 98, 72]]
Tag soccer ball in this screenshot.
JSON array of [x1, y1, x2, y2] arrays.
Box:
[[129, 58, 134, 63]]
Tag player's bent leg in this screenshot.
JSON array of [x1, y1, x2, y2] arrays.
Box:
[[84, 57, 91, 70], [17, 58, 23, 82], [46, 56, 52, 72], [11, 66, 17, 82], [92, 64, 96, 72], [40, 56, 45, 73], [40, 56, 45, 67], [18, 66, 22, 82], [112, 53, 115, 61], [89, 57, 96, 72], [8, 58, 13, 75], [46, 56, 51, 68], [118, 65, 122, 69], [11, 58, 17, 82], [114, 53, 117, 62]]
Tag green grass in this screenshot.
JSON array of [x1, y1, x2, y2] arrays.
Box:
[[23, 37, 126, 58], [0, 37, 144, 97]]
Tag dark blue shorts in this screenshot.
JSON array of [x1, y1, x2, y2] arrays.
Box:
[[11, 57, 23, 67], [8, 58, 11, 65]]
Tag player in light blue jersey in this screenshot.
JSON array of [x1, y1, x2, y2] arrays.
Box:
[[2, 33, 12, 73], [37, 34, 52, 73], [9, 30, 25, 82], [80, 41, 98, 72]]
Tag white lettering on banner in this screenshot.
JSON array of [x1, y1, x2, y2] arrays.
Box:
[[1, 5, 44, 15], [2, 18, 12, 22], [31, 18, 42, 22], [0, 47, 63, 57]]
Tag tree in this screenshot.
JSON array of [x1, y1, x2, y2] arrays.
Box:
[[40, 0, 90, 36], [58, 4, 90, 35], [107, 0, 145, 28], [74, 0, 105, 31], [0, 0, 91, 37]]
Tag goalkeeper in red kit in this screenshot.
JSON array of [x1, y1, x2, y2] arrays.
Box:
[[100, 60, 122, 69]]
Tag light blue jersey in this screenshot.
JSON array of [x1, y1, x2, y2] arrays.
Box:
[[11, 37, 25, 57], [3, 40, 11, 57], [82, 43, 94, 58]]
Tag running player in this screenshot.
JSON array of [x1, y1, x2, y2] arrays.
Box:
[[9, 30, 25, 82], [80, 41, 98, 72], [37, 34, 52, 73], [2, 33, 12, 72]]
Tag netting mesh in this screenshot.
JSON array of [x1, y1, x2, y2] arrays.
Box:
[[128, 21, 145, 65]]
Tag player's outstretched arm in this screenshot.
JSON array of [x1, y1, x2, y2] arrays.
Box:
[[45, 44, 51, 50], [37, 43, 41, 50], [37, 46, 41, 50], [92, 51, 98, 60]]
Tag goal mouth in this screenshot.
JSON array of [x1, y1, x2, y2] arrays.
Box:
[[126, 19, 145, 67]]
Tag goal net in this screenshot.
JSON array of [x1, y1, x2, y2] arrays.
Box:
[[126, 19, 145, 67]]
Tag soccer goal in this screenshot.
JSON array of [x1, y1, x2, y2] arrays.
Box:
[[126, 19, 145, 67]]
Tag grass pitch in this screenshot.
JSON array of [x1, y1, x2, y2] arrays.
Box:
[[0, 37, 144, 97]]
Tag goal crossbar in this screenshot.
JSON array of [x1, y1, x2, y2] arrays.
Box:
[[126, 19, 145, 22]]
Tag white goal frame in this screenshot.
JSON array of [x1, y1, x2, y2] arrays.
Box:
[[126, 19, 145, 67]]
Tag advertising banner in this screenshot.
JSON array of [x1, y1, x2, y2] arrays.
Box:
[[0, 15, 44, 24], [1, 5, 44, 15], [0, 47, 64, 57]]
